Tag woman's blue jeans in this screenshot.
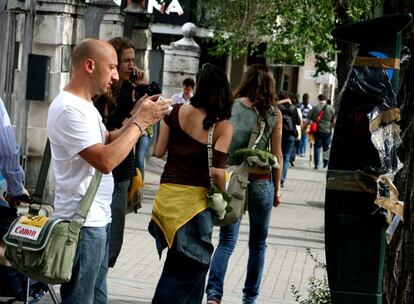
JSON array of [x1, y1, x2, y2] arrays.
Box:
[[206, 179, 274, 304], [281, 135, 296, 184]]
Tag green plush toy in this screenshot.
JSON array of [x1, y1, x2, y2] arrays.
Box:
[[206, 185, 232, 220], [235, 148, 279, 168]]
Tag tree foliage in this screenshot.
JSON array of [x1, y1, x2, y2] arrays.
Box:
[[200, 0, 378, 73]]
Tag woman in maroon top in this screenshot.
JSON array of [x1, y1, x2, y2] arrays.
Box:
[[149, 64, 234, 304]]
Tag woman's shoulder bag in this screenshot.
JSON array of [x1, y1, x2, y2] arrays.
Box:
[[207, 119, 265, 226]]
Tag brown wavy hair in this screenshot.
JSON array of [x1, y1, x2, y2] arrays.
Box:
[[234, 64, 278, 127]]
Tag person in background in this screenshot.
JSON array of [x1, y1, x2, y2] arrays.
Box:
[[206, 64, 283, 304], [298, 93, 312, 157], [94, 36, 149, 268], [0, 97, 30, 204], [170, 77, 195, 105], [289, 94, 302, 167], [150, 64, 233, 304], [47, 38, 168, 304], [278, 92, 301, 187], [307, 94, 335, 169]]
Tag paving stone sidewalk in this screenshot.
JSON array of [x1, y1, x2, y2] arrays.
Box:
[[37, 153, 328, 304]]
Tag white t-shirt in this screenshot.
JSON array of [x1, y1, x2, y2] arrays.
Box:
[[170, 92, 192, 105], [47, 91, 114, 227]]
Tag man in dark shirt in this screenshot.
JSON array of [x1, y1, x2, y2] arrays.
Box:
[[307, 94, 336, 169], [95, 37, 146, 267]]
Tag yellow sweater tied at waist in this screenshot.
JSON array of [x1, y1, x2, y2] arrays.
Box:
[[151, 183, 208, 248]]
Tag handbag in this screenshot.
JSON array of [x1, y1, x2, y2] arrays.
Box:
[[309, 105, 327, 134], [3, 139, 102, 284], [207, 119, 265, 226]]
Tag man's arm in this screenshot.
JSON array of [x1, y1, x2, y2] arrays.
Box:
[[81, 98, 170, 174], [0, 100, 26, 197]]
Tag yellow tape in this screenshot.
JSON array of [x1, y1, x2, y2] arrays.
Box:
[[19, 215, 48, 228], [354, 57, 400, 69], [375, 175, 404, 224], [326, 170, 377, 193], [369, 109, 401, 132]]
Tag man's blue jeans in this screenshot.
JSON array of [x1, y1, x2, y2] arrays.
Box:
[[206, 179, 274, 304], [314, 132, 332, 168], [60, 224, 110, 304], [299, 132, 309, 156], [281, 135, 296, 184]]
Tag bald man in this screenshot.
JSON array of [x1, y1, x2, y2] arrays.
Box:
[[47, 39, 169, 304]]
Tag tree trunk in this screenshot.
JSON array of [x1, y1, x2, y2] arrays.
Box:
[[332, 0, 357, 92], [382, 1, 414, 303]]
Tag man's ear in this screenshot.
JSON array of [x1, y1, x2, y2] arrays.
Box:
[[85, 58, 95, 74]]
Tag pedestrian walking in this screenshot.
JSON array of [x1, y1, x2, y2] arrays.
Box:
[[0, 97, 29, 203], [289, 94, 303, 167], [149, 63, 233, 304], [94, 36, 150, 268], [0, 97, 31, 295], [307, 94, 335, 169], [206, 63, 283, 304], [278, 92, 301, 187], [46, 38, 169, 304], [298, 93, 313, 156]]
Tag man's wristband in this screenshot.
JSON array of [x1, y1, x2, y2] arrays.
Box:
[[132, 119, 146, 134]]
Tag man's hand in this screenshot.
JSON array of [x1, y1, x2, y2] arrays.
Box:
[[130, 67, 148, 85], [134, 97, 171, 128], [6, 188, 31, 207]]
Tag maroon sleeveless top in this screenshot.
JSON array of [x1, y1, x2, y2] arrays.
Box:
[[160, 104, 227, 189]]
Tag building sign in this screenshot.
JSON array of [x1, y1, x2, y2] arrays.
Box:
[[146, 0, 184, 15], [142, 0, 191, 24]]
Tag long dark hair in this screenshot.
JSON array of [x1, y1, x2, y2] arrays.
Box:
[[235, 64, 278, 124], [190, 63, 233, 130], [97, 37, 135, 120]]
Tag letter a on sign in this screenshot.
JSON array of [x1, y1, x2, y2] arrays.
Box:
[[165, 0, 184, 15]]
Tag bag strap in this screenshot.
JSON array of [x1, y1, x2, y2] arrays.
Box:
[[207, 124, 216, 186], [72, 171, 102, 223], [316, 104, 327, 122], [251, 118, 265, 150], [32, 139, 52, 205]]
